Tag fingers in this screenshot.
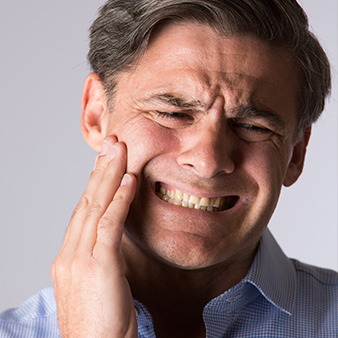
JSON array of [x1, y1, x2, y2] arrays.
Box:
[[75, 135, 120, 221], [51, 136, 138, 338], [58, 136, 135, 258], [78, 143, 136, 254], [60, 136, 118, 249], [93, 173, 136, 263]]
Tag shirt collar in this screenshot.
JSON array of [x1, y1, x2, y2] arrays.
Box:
[[244, 228, 297, 315], [133, 228, 297, 328]]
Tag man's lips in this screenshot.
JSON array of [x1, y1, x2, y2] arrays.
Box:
[[155, 182, 239, 212]]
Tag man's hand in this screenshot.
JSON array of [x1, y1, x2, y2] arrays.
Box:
[[51, 136, 138, 337]]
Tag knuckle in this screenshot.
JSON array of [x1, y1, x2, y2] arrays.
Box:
[[52, 253, 97, 282], [78, 195, 91, 210], [51, 256, 68, 280], [113, 192, 125, 203], [97, 216, 112, 230], [86, 200, 105, 217], [97, 213, 121, 233], [70, 195, 91, 220], [96, 215, 121, 248], [114, 188, 132, 204]]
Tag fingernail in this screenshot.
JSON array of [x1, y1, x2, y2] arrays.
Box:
[[109, 146, 118, 161], [120, 174, 131, 186], [100, 140, 110, 156]]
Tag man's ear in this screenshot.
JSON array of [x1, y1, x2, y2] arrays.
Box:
[[81, 73, 108, 152], [283, 126, 311, 187]]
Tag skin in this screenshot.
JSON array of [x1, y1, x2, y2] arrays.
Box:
[[52, 22, 310, 337]]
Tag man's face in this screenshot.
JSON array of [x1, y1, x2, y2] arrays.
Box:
[[85, 23, 306, 270]]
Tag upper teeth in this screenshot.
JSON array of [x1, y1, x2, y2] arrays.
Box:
[[156, 186, 221, 212]]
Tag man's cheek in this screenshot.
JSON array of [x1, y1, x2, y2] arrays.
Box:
[[123, 125, 181, 174]]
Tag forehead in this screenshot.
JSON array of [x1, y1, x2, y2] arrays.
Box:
[[116, 22, 300, 127]]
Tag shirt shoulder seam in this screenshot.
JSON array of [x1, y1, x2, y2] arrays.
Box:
[[294, 266, 338, 286]]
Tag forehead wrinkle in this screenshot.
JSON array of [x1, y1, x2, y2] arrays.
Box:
[[142, 92, 207, 110]]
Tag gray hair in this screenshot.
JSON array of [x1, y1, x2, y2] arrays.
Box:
[[88, 0, 331, 139]]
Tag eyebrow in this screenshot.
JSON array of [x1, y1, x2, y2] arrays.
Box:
[[143, 93, 206, 109], [230, 105, 286, 130]]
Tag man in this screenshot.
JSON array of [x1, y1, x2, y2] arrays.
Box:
[[0, 0, 337, 337]]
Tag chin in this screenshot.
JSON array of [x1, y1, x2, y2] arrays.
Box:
[[134, 228, 231, 270]]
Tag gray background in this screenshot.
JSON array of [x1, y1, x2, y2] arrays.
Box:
[[0, 0, 337, 312]]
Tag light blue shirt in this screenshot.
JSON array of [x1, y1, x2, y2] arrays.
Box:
[[1, 229, 337, 337]]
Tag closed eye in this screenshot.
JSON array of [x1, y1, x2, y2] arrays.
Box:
[[155, 111, 194, 120], [229, 120, 274, 142], [238, 124, 272, 134]]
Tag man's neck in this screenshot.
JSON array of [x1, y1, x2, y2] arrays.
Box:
[[121, 234, 258, 337]]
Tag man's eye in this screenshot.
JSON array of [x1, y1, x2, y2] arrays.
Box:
[[240, 124, 271, 134], [155, 111, 193, 120], [230, 121, 274, 142]]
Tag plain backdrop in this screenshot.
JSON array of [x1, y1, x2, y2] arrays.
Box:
[[0, 0, 337, 312]]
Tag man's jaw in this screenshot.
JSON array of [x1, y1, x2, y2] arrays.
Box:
[[155, 182, 239, 212]]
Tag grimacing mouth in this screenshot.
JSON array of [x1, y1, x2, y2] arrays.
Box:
[[155, 182, 239, 212]]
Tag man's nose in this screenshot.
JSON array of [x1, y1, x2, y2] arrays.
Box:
[[176, 121, 235, 178]]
